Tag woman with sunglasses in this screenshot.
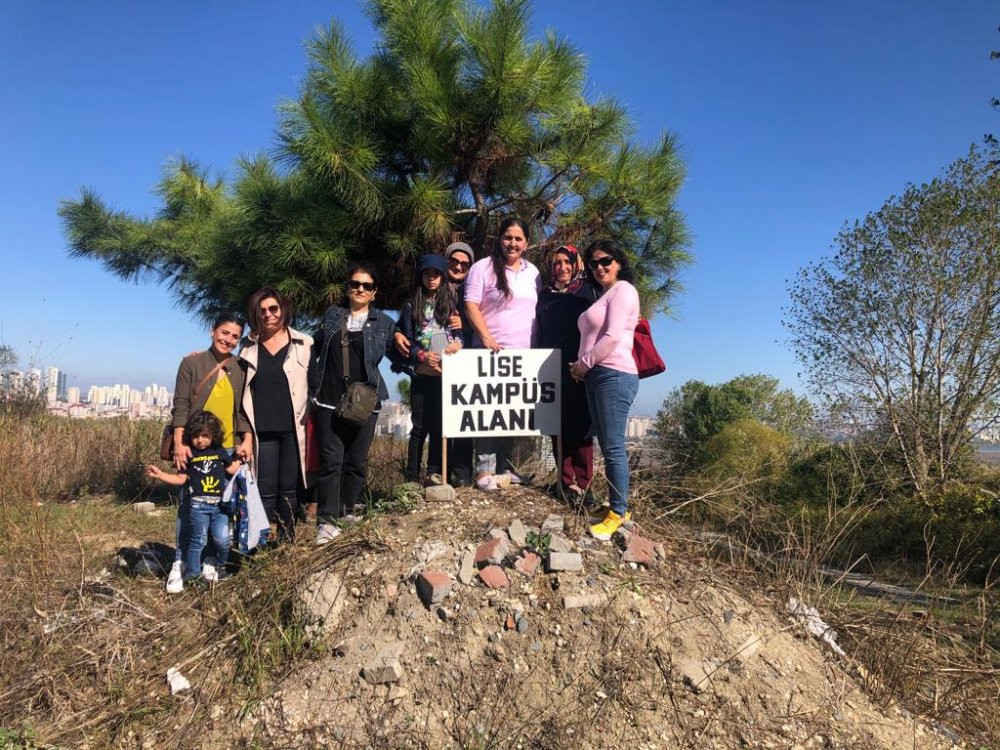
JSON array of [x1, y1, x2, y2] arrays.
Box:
[[536, 245, 599, 505], [308, 266, 396, 544], [238, 287, 313, 542], [464, 217, 541, 484], [569, 240, 640, 540]]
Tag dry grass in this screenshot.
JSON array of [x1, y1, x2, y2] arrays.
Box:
[[630, 443, 1000, 749], [0, 411, 398, 748]]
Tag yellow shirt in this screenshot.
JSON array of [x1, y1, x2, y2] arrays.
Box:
[[202, 374, 235, 448]]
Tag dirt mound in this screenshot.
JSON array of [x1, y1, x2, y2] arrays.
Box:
[[208, 487, 964, 750]]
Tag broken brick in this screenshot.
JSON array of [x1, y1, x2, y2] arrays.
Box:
[[478, 565, 509, 589], [623, 535, 657, 566], [475, 537, 509, 566], [416, 569, 453, 605], [515, 552, 541, 577]]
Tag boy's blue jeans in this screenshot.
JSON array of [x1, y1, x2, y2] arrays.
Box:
[[184, 500, 231, 579], [585, 366, 639, 516]]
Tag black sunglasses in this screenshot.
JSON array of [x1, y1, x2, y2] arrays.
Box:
[[449, 259, 471, 270], [348, 280, 376, 292], [588, 256, 615, 269], [260, 304, 281, 315]]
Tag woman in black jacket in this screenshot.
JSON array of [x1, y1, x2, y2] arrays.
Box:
[[308, 266, 395, 544], [535, 245, 598, 503]]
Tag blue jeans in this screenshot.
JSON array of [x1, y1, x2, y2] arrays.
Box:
[[184, 500, 231, 579], [585, 366, 639, 516]]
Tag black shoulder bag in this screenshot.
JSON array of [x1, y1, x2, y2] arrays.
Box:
[[336, 315, 379, 426]]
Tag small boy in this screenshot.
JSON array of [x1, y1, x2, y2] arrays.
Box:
[[147, 411, 241, 590]]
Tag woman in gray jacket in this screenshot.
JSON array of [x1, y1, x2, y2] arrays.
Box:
[[239, 288, 313, 542]]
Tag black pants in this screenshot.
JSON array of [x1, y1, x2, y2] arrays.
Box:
[[256, 429, 300, 541], [406, 375, 443, 479], [315, 407, 377, 525], [448, 437, 473, 485]]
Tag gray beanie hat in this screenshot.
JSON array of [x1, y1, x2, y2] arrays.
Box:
[[445, 241, 474, 262]]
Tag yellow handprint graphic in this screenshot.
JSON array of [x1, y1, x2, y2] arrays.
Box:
[[200, 475, 221, 494]]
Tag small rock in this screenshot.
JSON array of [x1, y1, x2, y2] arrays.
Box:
[[508, 518, 527, 545], [654, 542, 666, 559], [516, 617, 529, 634], [437, 607, 451, 622], [505, 615, 516, 630], [488, 527, 506, 540], [479, 565, 509, 589], [132, 501, 156, 514], [425, 484, 456, 503], [547, 552, 584, 572], [362, 642, 405, 684], [563, 593, 607, 609], [387, 686, 408, 703], [548, 534, 573, 553], [541, 514, 564, 533], [475, 537, 510, 567], [723, 609, 735, 625], [676, 657, 712, 693], [458, 552, 476, 584], [530, 641, 542, 653], [385, 583, 398, 599]]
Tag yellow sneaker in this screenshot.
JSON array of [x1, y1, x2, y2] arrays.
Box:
[[590, 509, 627, 541], [588, 507, 631, 525]]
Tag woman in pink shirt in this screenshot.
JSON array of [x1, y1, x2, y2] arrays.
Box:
[[465, 217, 541, 483], [569, 240, 640, 539]]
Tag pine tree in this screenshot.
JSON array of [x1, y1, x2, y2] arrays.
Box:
[[60, 0, 689, 319]]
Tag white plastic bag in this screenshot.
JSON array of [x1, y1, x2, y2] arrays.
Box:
[[243, 468, 270, 552]]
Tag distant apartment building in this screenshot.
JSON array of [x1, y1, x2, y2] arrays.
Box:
[[45, 366, 59, 402], [66, 386, 81, 404], [626, 415, 654, 439], [376, 401, 413, 439]]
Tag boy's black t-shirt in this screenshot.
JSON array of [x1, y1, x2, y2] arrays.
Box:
[[185, 448, 236, 502]]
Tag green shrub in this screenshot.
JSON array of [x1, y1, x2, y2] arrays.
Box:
[[701, 418, 791, 491]]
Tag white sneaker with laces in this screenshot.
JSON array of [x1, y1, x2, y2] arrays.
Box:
[[202, 558, 219, 583], [316, 523, 342, 546], [166, 560, 185, 594]]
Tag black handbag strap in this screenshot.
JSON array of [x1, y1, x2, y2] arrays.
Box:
[[341, 315, 350, 381]]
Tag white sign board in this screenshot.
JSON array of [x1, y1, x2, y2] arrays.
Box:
[[442, 349, 562, 437]]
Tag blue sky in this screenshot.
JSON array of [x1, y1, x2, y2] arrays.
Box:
[[1, 1, 996, 415]]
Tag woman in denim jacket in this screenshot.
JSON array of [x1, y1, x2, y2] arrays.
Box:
[[308, 265, 395, 544]]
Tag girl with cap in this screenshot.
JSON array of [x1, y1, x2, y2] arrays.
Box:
[[536, 245, 599, 504], [398, 253, 465, 484]]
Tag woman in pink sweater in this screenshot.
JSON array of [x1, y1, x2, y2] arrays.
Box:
[[569, 239, 640, 539]]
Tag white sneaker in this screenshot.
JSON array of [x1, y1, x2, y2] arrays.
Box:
[[316, 523, 342, 546], [202, 559, 219, 583], [166, 561, 185, 594]]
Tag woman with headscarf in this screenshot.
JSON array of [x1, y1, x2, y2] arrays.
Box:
[[536, 244, 599, 504]]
